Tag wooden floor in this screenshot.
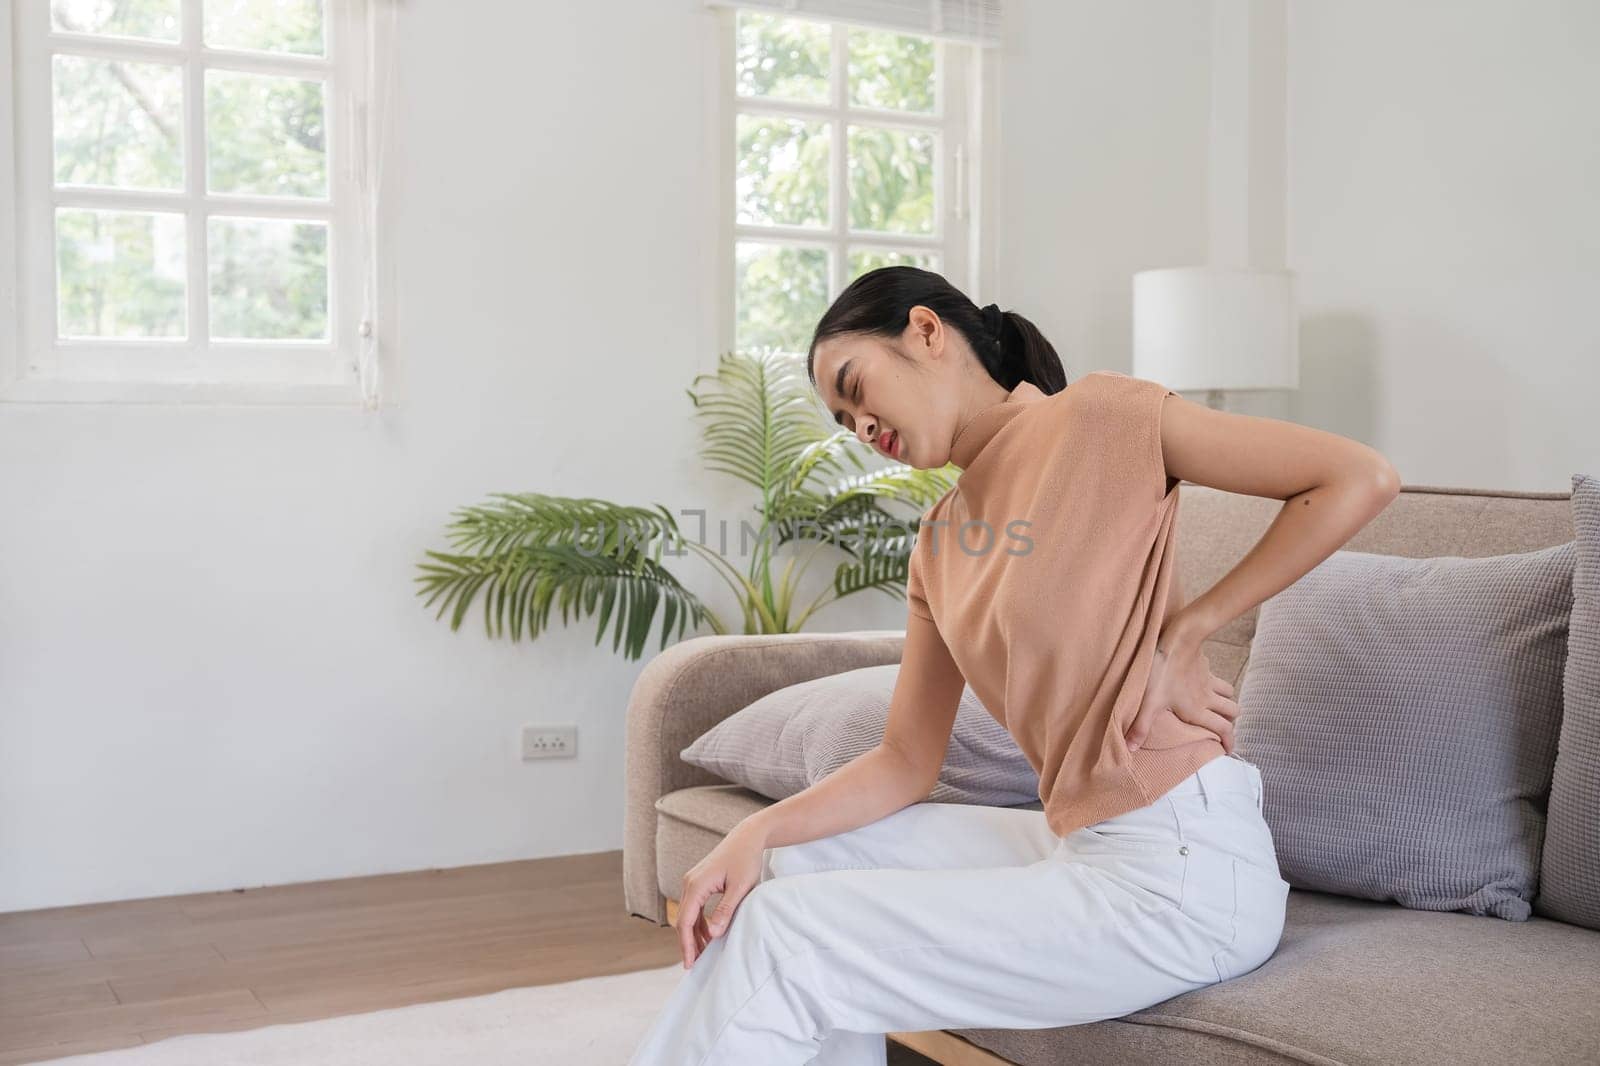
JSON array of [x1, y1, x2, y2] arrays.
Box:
[[0, 851, 689, 1064], [0, 851, 943, 1065]]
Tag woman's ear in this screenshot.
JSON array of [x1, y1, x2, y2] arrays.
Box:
[[905, 305, 940, 352]]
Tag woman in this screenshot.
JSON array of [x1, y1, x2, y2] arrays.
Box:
[[629, 267, 1399, 1066]]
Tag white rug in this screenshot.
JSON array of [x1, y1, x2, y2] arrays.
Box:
[[49, 963, 688, 1065]]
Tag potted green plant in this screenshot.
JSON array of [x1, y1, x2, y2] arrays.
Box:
[[414, 349, 956, 660]]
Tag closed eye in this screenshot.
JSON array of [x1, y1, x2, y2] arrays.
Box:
[[830, 360, 865, 431], [835, 375, 863, 431]]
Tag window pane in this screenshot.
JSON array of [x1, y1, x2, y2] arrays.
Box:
[[56, 209, 186, 339], [53, 55, 183, 191], [206, 71, 327, 198], [208, 218, 329, 340], [736, 115, 829, 228], [848, 249, 940, 283], [736, 11, 829, 104], [847, 125, 935, 236], [51, 0, 179, 42], [204, 0, 325, 56], [847, 29, 935, 113], [735, 242, 829, 356]]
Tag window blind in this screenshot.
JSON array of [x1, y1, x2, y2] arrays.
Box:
[[703, 0, 1003, 47]]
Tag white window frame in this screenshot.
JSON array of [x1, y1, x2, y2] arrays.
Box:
[[712, 5, 989, 358], [1, 0, 379, 405]]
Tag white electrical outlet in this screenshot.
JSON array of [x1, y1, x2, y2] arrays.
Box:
[[521, 725, 578, 760]]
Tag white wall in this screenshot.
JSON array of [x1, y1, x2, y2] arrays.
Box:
[[0, 0, 829, 912], [3, 0, 1593, 912], [991, 0, 1595, 491], [985, 0, 1214, 387], [1284, 0, 1597, 489]]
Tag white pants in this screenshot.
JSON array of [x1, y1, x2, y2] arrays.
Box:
[[628, 753, 1289, 1066]]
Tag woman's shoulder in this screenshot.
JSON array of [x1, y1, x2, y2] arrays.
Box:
[[1050, 368, 1151, 402], [1034, 370, 1174, 429]]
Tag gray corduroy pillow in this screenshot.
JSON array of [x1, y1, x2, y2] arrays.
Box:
[[679, 663, 1040, 807], [1538, 473, 1600, 929], [1236, 542, 1575, 921]]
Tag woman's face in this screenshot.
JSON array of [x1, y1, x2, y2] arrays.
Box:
[[812, 304, 997, 469]]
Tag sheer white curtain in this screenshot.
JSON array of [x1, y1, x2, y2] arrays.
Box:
[[345, 0, 401, 412], [701, 0, 1003, 47]]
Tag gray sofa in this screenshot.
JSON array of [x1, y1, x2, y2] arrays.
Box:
[[623, 482, 1600, 1066]]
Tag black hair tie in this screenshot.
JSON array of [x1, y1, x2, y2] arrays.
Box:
[[980, 303, 1005, 346]]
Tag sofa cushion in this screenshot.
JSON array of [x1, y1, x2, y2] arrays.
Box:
[[654, 784, 771, 903], [1234, 543, 1576, 921], [678, 663, 1039, 806], [1539, 472, 1600, 929], [951, 889, 1600, 1066]]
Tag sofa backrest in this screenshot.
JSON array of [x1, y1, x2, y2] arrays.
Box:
[[1175, 481, 1576, 695]]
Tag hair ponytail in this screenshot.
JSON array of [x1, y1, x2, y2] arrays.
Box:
[[806, 266, 1069, 396], [985, 306, 1067, 395]]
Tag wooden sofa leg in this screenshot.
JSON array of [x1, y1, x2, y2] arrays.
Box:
[[888, 1030, 1019, 1065], [663, 899, 1018, 1065]]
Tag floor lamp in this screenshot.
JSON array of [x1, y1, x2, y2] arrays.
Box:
[[1132, 266, 1299, 411]]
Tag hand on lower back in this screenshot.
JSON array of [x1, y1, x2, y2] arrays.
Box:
[[1127, 638, 1240, 753]]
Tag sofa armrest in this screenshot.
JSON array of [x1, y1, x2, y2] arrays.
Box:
[[622, 628, 907, 923]]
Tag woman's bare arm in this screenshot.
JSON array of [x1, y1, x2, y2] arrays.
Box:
[[677, 613, 967, 962], [735, 610, 966, 850], [1155, 393, 1400, 653]]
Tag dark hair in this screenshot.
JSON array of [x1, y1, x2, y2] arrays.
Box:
[[805, 266, 1068, 396]]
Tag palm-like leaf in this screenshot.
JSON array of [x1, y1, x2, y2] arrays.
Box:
[[780, 430, 864, 494], [686, 350, 864, 495], [413, 495, 716, 660], [829, 518, 919, 600], [418, 350, 964, 654], [769, 464, 956, 535], [440, 493, 677, 562], [826, 463, 958, 509]]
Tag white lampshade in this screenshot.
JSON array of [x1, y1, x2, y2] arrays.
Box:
[[1132, 267, 1298, 392]]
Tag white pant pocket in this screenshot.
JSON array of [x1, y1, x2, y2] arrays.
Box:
[[1210, 856, 1290, 982]]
